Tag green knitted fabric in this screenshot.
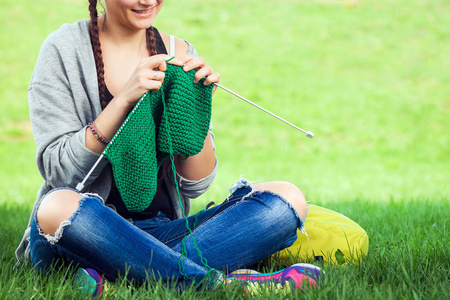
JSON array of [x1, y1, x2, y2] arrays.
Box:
[[103, 64, 213, 212]]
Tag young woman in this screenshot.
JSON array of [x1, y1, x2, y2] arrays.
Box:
[[16, 0, 321, 294]]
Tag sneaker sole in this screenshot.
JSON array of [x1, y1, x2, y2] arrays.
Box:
[[74, 268, 103, 297], [227, 263, 322, 289]]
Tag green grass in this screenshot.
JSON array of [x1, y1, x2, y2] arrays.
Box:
[[1, 200, 448, 299], [1, 0, 449, 299]]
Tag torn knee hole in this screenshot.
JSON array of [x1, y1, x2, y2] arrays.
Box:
[[38, 219, 71, 245]]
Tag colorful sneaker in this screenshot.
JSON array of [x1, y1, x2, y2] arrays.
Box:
[[74, 268, 104, 297], [227, 263, 322, 289]]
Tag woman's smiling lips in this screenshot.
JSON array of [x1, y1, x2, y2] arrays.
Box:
[[131, 7, 155, 18]]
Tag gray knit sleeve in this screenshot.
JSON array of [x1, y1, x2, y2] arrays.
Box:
[[28, 22, 108, 189]]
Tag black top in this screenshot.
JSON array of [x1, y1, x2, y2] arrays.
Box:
[[104, 27, 174, 220]]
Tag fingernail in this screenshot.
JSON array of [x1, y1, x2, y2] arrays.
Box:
[[184, 65, 190, 71]]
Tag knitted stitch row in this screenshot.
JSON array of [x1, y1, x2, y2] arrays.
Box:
[[103, 64, 213, 212]]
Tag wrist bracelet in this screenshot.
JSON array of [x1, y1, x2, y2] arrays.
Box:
[[88, 121, 110, 145]]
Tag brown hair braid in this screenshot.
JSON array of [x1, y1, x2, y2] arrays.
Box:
[[146, 27, 158, 57], [88, 0, 157, 109]]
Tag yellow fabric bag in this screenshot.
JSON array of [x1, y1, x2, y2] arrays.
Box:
[[275, 205, 369, 265]]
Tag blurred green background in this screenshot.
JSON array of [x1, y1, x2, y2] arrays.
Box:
[[0, 0, 449, 211]]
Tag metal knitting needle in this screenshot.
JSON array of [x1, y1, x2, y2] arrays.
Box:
[[214, 83, 314, 138], [76, 154, 105, 191]]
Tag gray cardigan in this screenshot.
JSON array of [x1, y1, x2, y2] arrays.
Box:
[[16, 19, 218, 262]]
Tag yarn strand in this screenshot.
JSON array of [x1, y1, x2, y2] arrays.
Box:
[[160, 86, 220, 288]]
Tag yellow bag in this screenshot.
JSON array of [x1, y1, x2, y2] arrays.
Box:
[[275, 205, 369, 265]]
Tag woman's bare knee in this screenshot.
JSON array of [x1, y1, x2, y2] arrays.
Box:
[[253, 181, 307, 220], [36, 189, 83, 235]]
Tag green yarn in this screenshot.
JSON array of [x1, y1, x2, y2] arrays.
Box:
[[103, 63, 219, 287], [103, 64, 213, 212], [163, 117, 217, 287]]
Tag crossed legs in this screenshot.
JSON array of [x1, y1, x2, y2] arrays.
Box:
[[36, 181, 307, 237]]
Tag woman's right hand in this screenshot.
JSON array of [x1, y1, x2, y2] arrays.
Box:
[[86, 54, 171, 153], [114, 54, 172, 109]]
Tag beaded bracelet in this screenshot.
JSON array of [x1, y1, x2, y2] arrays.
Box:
[[88, 121, 110, 145]]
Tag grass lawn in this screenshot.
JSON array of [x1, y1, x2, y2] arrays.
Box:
[[0, 0, 449, 299]]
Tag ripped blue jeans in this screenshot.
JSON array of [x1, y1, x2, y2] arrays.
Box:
[[29, 181, 304, 288]]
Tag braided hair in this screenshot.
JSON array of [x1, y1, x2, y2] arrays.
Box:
[[88, 0, 157, 109], [88, 1, 167, 181]]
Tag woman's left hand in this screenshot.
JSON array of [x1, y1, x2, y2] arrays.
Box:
[[169, 55, 219, 178], [172, 54, 220, 93]]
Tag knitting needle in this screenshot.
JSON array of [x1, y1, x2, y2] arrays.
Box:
[[214, 83, 314, 138], [76, 154, 105, 191], [76, 81, 314, 192]]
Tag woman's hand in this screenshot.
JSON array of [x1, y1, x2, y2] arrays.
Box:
[[86, 54, 171, 154], [165, 55, 219, 180], [115, 54, 172, 110], [172, 54, 220, 93]]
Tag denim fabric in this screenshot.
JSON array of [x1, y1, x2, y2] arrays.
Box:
[[29, 183, 303, 288]]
